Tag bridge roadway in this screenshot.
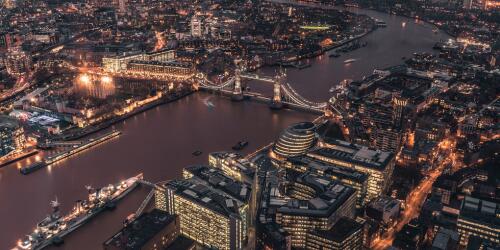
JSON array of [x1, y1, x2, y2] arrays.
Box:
[[198, 86, 325, 114]]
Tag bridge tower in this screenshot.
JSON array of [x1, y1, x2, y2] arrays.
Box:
[[269, 69, 284, 109], [231, 59, 244, 101], [231, 67, 244, 101]]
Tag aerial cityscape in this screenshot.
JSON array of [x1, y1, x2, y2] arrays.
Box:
[[0, 0, 498, 249]]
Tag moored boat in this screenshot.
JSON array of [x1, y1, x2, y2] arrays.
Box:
[[16, 173, 143, 250]]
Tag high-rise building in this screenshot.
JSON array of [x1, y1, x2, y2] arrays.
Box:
[[284, 156, 368, 208], [272, 122, 317, 159], [305, 217, 365, 250], [370, 125, 402, 153], [307, 139, 395, 203], [391, 94, 408, 128], [275, 174, 357, 248], [208, 151, 256, 185], [365, 196, 401, 226], [457, 196, 499, 246], [4, 47, 32, 76], [155, 166, 250, 250], [0, 116, 26, 158]]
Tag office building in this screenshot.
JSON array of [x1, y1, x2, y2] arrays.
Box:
[[305, 217, 365, 250], [272, 122, 317, 158], [102, 50, 176, 73], [307, 139, 395, 203], [126, 61, 194, 77], [208, 151, 255, 184], [457, 196, 500, 246], [275, 173, 357, 248], [155, 166, 250, 250], [365, 196, 401, 226], [103, 209, 180, 250], [369, 125, 402, 153], [256, 223, 292, 250], [284, 156, 368, 208]]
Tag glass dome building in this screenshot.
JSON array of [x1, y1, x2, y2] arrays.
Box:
[[272, 122, 317, 158]]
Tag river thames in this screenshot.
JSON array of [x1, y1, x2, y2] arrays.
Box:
[[0, 7, 449, 249]]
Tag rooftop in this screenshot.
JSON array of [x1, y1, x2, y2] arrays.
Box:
[[183, 165, 251, 203], [459, 196, 500, 226], [103, 209, 176, 250], [0, 116, 20, 130], [165, 166, 250, 218], [308, 217, 363, 243], [368, 196, 401, 212], [287, 155, 368, 182], [277, 173, 355, 217], [308, 139, 393, 171]]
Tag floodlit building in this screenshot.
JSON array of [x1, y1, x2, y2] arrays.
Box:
[[126, 61, 194, 77], [305, 217, 365, 250], [102, 50, 176, 73], [208, 151, 256, 184], [272, 122, 317, 158], [74, 74, 116, 99], [275, 173, 357, 248], [155, 166, 250, 250], [307, 139, 395, 203], [284, 156, 368, 208]]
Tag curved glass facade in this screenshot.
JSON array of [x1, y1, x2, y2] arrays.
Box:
[[273, 122, 316, 158]]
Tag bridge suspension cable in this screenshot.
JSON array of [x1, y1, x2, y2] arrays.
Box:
[[280, 82, 327, 109]]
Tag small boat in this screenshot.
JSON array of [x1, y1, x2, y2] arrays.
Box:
[[375, 20, 387, 27], [232, 141, 249, 151], [344, 59, 357, 64], [192, 150, 202, 156], [206, 101, 215, 109], [329, 53, 341, 58]]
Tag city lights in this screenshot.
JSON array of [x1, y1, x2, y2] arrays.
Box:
[[78, 74, 91, 84], [1, 0, 498, 249]]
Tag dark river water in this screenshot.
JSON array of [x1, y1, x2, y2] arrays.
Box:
[[0, 8, 449, 250]]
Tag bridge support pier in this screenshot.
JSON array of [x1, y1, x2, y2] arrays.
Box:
[[269, 71, 283, 109], [232, 68, 244, 101]]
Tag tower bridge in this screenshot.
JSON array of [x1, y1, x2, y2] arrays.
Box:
[[197, 67, 330, 114]]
